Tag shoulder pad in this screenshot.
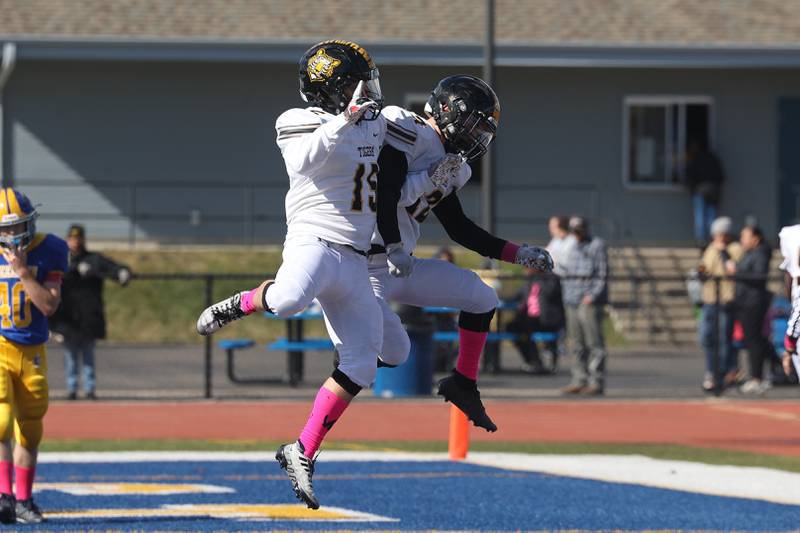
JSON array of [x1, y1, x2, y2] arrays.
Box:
[[275, 108, 327, 141], [382, 106, 422, 149]]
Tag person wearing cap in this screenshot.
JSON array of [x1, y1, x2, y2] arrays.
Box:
[[697, 216, 743, 392], [560, 216, 609, 395], [49, 225, 131, 400]]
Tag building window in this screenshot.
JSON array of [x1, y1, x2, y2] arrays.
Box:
[[404, 94, 482, 185], [623, 96, 713, 188]]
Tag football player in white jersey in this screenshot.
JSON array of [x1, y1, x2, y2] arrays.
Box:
[[369, 76, 553, 432], [195, 40, 416, 509]]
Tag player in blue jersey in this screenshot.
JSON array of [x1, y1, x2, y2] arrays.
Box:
[[0, 189, 67, 524]]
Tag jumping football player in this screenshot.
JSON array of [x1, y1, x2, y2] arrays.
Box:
[[0, 189, 68, 524], [370, 75, 553, 432], [195, 40, 454, 509]]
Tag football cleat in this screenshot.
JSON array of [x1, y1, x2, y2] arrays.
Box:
[[196, 292, 247, 335], [275, 440, 320, 510], [15, 498, 43, 524], [0, 494, 15, 524], [437, 372, 497, 432]]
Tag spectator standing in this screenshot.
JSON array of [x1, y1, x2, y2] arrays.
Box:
[[698, 217, 742, 392], [546, 215, 575, 275], [685, 139, 725, 244], [506, 268, 565, 374], [50, 225, 131, 400], [560, 217, 609, 395], [729, 226, 774, 395]]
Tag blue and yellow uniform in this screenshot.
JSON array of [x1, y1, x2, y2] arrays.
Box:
[[0, 189, 67, 450]]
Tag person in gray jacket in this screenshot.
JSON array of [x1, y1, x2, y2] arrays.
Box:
[[560, 216, 609, 395]]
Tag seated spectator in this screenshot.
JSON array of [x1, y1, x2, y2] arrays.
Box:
[[728, 226, 774, 395], [698, 216, 742, 392], [506, 268, 565, 374]]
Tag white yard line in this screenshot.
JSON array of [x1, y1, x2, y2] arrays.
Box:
[[468, 453, 800, 507], [38, 450, 800, 506]]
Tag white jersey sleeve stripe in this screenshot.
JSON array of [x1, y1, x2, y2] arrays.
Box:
[[387, 131, 415, 147], [278, 123, 322, 133], [278, 128, 320, 140], [387, 120, 417, 139], [387, 122, 416, 143]]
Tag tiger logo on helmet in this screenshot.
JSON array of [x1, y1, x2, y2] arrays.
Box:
[[0, 188, 38, 250]]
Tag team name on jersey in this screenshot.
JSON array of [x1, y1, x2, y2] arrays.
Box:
[[357, 145, 376, 158], [0, 265, 37, 279]]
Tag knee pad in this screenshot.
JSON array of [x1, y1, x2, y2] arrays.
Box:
[[337, 353, 378, 389], [379, 327, 411, 367], [268, 281, 312, 317], [458, 272, 499, 314], [472, 277, 500, 313], [332, 368, 363, 396], [14, 419, 43, 450]]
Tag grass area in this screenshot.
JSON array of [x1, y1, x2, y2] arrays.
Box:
[[40, 439, 800, 473], [97, 247, 627, 345], [100, 248, 538, 343]]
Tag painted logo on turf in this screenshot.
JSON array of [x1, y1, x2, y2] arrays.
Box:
[[49, 503, 398, 522], [36, 482, 233, 496]]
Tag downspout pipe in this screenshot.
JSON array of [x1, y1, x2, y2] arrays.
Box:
[[0, 43, 16, 90], [0, 43, 17, 185]]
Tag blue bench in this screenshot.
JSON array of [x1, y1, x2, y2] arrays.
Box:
[[268, 337, 334, 351], [217, 338, 270, 386], [433, 331, 558, 343], [424, 303, 559, 373], [218, 334, 335, 387], [219, 339, 256, 351]]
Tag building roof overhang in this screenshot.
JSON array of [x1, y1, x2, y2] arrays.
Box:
[[4, 36, 800, 69]]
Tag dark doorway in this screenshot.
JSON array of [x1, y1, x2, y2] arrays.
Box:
[[778, 98, 800, 227]]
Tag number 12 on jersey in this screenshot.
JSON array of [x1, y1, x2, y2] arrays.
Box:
[[0, 280, 31, 328], [351, 163, 378, 213]]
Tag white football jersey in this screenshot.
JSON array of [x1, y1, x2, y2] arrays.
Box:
[[373, 105, 472, 253], [276, 107, 386, 251]]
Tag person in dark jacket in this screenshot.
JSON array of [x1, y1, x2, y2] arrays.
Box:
[[727, 225, 774, 394], [50, 225, 131, 400], [506, 268, 565, 374], [685, 139, 725, 244]]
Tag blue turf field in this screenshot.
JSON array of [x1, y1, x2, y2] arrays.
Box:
[[30, 455, 800, 531]]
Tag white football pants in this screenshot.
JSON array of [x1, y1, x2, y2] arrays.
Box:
[[368, 255, 498, 367], [266, 235, 382, 387]]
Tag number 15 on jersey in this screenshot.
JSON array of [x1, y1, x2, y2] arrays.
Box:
[[351, 163, 378, 213]]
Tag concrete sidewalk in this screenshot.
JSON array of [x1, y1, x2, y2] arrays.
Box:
[[44, 341, 800, 401]]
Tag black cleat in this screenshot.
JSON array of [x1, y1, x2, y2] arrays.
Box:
[[437, 371, 497, 432], [15, 498, 43, 524], [275, 440, 320, 510], [0, 494, 14, 524]]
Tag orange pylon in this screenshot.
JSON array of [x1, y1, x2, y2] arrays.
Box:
[[448, 404, 469, 460]]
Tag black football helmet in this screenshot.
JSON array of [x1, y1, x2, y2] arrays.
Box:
[[424, 75, 500, 162], [298, 40, 383, 115]]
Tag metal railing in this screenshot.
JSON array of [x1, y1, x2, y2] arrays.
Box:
[[115, 271, 788, 399]]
